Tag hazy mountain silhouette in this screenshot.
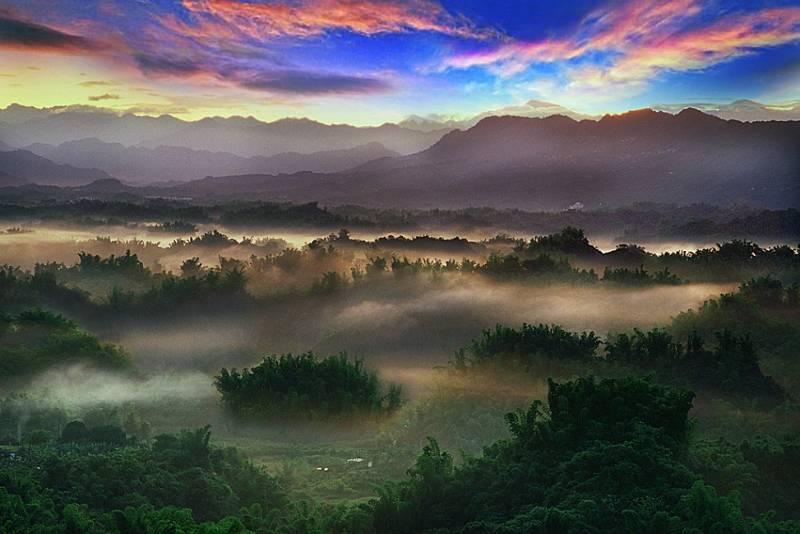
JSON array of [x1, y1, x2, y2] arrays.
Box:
[[653, 99, 800, 122], [400, 99, 800, 131], [399, 100, 593, 131], [139, 117, 446, 157], [165, 108, 799, 209], [0, 149, 114, 186], [0, 170, 26, 188], [25, 138, 399, 183], [0, 105, 447, 157]]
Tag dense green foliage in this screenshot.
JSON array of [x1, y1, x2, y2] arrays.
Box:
[[480, 252, 598, 281], [0, 310, 128, 381], [455, 323, 601, 368], [371, 376, 798, 533], [515, 226, 602, 257], [1, 210, 799, 532], [672, 277, 799, 359], [602, 265, 683, 285], [0, 376, 797, 532], [692, 434, 800, 521], [453, 295, 786, 402], [654, 240, 800, 283], [216, 353, 403, 421], [0, 426, 288, 533], [606, 329, 784, 401]]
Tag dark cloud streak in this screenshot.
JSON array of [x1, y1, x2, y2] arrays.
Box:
[[1, 8, 394, 98], [88, 93, 120, 101], [0, 15, 97, 51], [237, 70, 392, 95], [79, 80, 114, 87], [134, 53, 206, 76]]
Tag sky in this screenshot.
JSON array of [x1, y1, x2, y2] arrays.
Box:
[[0, 0, 798, 125]]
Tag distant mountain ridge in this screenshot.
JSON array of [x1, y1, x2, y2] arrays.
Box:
[[398, 100, 593, 131], [0, 149, 113, 187], [398, 99, 800, 131], [24, 139, 399, 183], [652, 99, 800, 122], [0, 107, 797, 209], [161, 108, 800, 209], [0, 104, 447, 158]]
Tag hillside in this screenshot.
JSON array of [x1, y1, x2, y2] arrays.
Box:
[[0, 149, 115, 187]]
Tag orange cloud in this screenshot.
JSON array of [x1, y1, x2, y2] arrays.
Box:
[[176, 0, 496, 40]]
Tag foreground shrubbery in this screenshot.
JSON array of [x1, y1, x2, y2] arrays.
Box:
[[3, 377, 797, 533], [215, 353, 403, 421], [371, 376, 799, 533], [0, 426, 287, 533]]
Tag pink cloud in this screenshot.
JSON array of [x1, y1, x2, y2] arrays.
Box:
[[176, 0, 497, 40], [444, 0, 800, 90]]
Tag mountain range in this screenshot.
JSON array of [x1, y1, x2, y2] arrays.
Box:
[[396, 99, 800, 131], [0, 105, 797, 210], [0, 148, 113, 187], [398, 100, 593, 131], [0, 104, 446, 158], [22, 139, 398, 184], [158, 108, 800, 209], [652, 99, 800, 122]]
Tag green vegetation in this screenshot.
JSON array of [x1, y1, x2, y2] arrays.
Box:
[[672, 277, 799, 359], [3, 377, 798, 533], [514, 225, 602, 257], [602, 265, 684, 285], [451, 279, 794, 403], [0, 426, 288, 533], [455, 323, 601, 368], [0, 310, 128, 382], [606, 329, 784, 402], [480, 252, 598, 281], [1, 211, 799, 532], [371, 376, 798, 533], [148, 220, 198, 234], [216, 353, 403, 421]]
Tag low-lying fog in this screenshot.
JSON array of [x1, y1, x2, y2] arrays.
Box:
[[79, 279, 730, 412], [3, 276, 733, 431], [0, 222, 742, 431], [2, 222, 791, 271]]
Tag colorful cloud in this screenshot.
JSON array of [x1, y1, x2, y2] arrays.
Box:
[[445, 1, 800, 97], [0, 1, 798, 122], [174, 0, 497, 40]]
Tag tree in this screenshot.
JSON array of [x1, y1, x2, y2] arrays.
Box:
[[61, 420, 89, 443]]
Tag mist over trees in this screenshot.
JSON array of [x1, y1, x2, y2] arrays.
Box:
[[1, 211, 799, 533]]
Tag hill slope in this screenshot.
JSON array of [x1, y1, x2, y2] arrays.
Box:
[[0, 149, 114, 186]]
